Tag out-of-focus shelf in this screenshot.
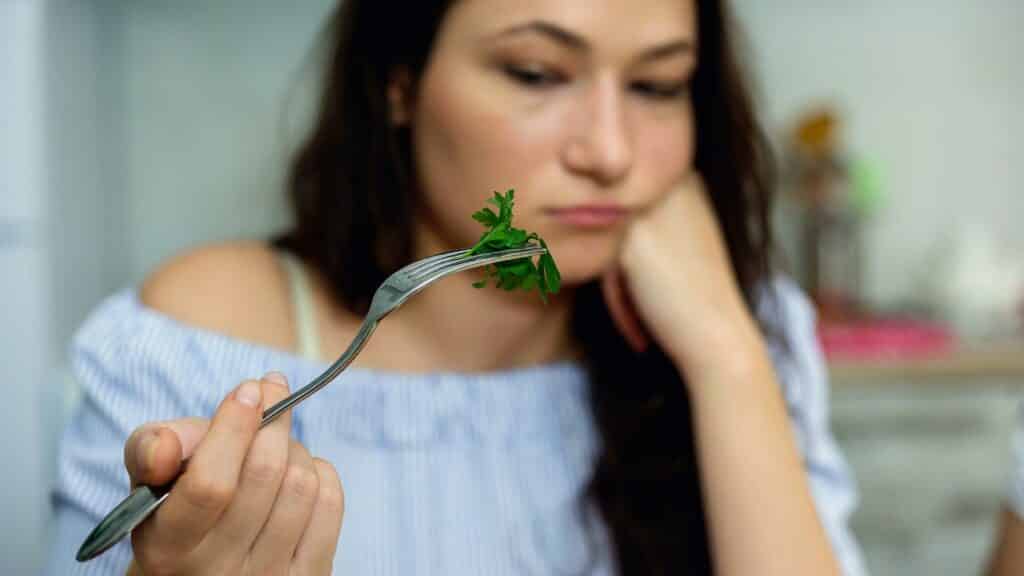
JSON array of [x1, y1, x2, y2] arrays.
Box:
[[828, 341, 1024, 384]]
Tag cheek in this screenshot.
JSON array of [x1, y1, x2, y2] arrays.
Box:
[[410, 62, 563, 245], [634, 105, 695, 199]]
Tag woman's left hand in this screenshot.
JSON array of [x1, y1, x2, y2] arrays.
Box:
[[601, 172, 762, 382]]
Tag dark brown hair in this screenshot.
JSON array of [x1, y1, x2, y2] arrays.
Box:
[[275, 1, 775, 573]]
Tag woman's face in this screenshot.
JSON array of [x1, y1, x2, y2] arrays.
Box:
[[404, 0, 697, 285]]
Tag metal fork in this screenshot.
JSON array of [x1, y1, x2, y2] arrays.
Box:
[[76, 244, 547, 562]]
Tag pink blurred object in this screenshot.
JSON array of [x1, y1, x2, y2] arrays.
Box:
[[817, 318, 956, 361]]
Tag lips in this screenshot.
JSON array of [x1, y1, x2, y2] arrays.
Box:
[[547, 205, 629, 227]]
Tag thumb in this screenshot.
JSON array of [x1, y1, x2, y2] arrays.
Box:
[[601, 268, 650, 354], [124, 417, 210, 488]]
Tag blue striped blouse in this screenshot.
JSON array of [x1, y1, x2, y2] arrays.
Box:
[[42, 278, 867, 575]]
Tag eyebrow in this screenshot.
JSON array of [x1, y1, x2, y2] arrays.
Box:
[[493, 20, 695, 62]]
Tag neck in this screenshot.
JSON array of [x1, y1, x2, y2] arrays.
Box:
[[390, 274, 580, 372]]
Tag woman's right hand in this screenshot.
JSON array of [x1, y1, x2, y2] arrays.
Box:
[[122, 373, 344, 575]]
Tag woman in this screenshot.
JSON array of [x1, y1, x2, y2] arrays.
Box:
[[44, 0, 866, 574]]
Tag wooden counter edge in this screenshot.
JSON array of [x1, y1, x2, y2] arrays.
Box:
[[827, 342, 1024, 384]]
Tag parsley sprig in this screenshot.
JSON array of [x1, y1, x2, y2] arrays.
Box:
[[468, 189, 561, 302]]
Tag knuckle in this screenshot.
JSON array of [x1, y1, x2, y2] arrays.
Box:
[[319, 488, 345, 516], [282, 464, 319, 501], [315, 463, 345, 514], [218, 411, 254, 437], [289, 438, 312, 459], [266, 379, 290, 398], [242, 452, 286, 485], [180, 471, 234, 512]]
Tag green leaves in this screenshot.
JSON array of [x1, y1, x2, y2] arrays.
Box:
[[468, 189, 561, 302]]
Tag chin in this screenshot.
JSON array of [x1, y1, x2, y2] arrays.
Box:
[[548, 238, 620, 288]]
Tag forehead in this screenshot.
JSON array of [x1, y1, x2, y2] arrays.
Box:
[[442, 0, 698, 53]]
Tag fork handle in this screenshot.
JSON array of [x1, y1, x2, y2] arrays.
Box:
[[76, 318, 380, 562], [75, 483, 173, 561], [260, 318, 378, 426]]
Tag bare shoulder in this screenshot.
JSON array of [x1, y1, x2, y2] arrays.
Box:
[[140, 240, 293, 349]]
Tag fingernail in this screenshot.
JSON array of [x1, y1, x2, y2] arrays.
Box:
[[236, 380, 262, 407], [264, 371, 288, 387], [137, 430, 159, 474]]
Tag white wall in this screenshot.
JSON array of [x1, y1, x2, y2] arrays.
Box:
[[116, 0, 336, 282], [45, 0, 123, 367], [733, 0, 1024, 305], [1, 3, 53, 574]]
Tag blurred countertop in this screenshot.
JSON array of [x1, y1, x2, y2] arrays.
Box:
[[828, 340, 1024, 384]]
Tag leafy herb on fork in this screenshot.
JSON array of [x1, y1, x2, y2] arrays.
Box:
[[469, 189, 561, 302]]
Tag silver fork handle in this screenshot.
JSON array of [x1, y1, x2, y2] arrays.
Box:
[[261, 318, 378, 425], [76, 318, 380, 562]]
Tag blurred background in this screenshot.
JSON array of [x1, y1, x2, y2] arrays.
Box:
[[1, 1, 1021, 574]]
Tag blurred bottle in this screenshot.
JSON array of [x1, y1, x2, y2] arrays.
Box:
[[783, 108, 873, 322]]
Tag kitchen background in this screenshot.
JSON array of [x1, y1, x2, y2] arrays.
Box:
[[2, 1, 1022, 574]]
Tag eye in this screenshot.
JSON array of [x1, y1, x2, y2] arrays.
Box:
[[502, 64, 566, 88], [630, 80, 690, 100]]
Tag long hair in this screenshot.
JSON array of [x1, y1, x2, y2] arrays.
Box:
[[274, 1, 775, 572]]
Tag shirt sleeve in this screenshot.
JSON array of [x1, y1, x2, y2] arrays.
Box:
[[40, 293, 217, 575], [757, 277, 870, 576]]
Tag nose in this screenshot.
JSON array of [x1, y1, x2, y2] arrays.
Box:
[[562, 75, 633, 187]]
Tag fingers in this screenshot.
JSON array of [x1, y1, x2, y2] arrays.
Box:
[[601, 268, 650, 353], [192, 374, 294, 560], [125, 418, 210, 488], [134, 379, 264, 562], [246, 440, 320, 574], [291, 458, 345, 573], [125, 424, 177, 489]]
